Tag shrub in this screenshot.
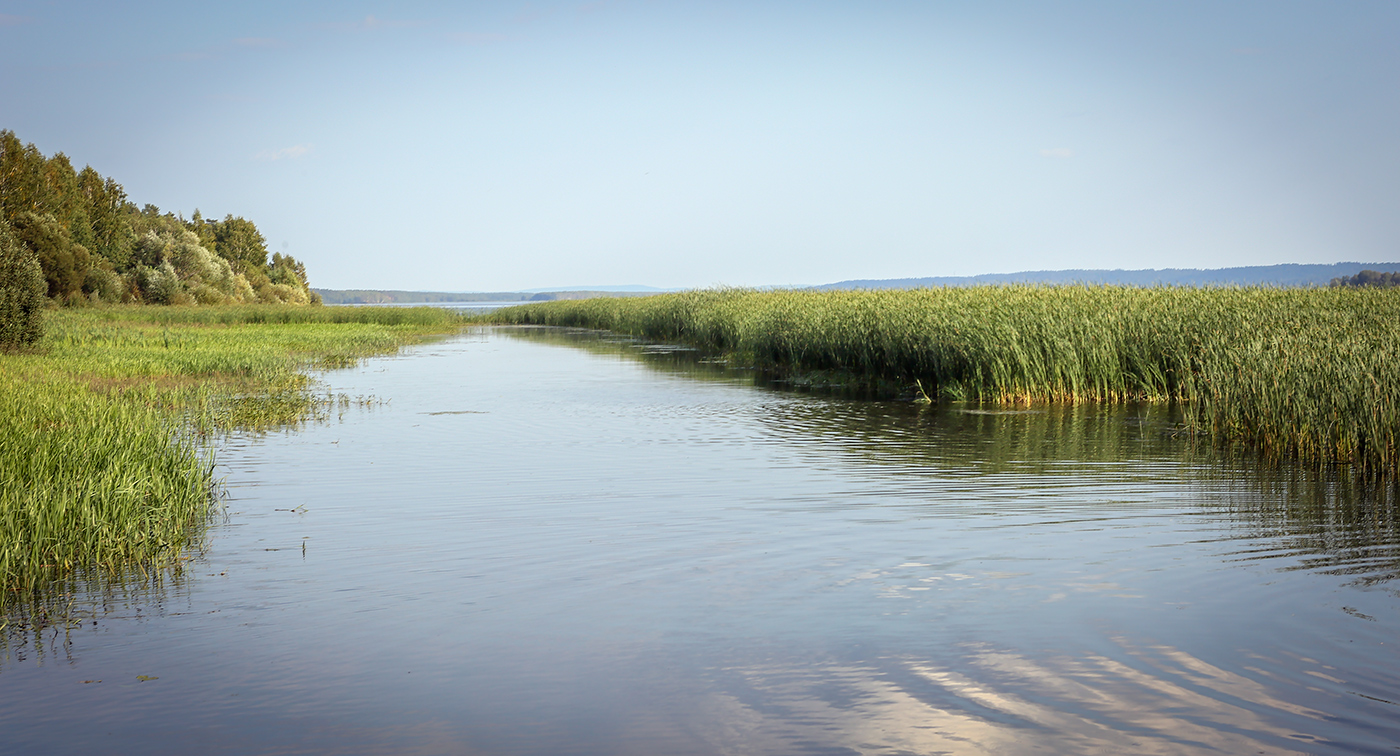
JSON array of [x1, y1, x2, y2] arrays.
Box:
[[0, 218, 45, 348]]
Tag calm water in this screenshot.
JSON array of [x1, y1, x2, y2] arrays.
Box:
[[3, 327, 1398, 755], [345, 301, 526, 313]]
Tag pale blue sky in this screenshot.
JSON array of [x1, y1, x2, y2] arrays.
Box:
[[2, 1, 1397, 291]]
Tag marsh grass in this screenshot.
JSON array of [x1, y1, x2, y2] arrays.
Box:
[[1, 305, 465, 617], [491, 286, 1400, 475], [0, 373, 211, 594]]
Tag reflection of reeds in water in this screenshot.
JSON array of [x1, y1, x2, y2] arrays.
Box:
[[697, 639, 1350, 755], [765, 400, 1192, 471], [1, 564, 193, 667], [760, 398, 1400, 586], [1210, 472, 1400, 587]]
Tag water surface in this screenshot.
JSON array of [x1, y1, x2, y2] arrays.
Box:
[[3, 327, 1397, 755]]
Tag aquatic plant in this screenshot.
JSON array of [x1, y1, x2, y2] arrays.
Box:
[[490, 286, 1400, 475], [0, 373, 210, 596], [0, 305, 466, 609]]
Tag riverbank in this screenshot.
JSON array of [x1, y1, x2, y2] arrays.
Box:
[[1, 305, 466, 611], [489, 286, 1400, 475]]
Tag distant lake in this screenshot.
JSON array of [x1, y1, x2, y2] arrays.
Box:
[[344, 300, 524, 312], [3, 327, 1397, 755]]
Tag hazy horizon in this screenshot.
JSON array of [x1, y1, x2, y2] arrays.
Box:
[[4, 1, 1397, 291], [306, 260, 1400, 295]]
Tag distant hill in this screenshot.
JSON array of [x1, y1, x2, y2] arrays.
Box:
[[318, 263, 1400, 304], [819, 262, 1400, 290], [520, 284, 669, 293]]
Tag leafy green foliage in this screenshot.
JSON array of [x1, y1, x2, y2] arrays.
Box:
[[0, 218, 45, 348], [133, 228, 253, 305], [9, 211, 92, 302], [207, 214, 267, 272], [0, 130, 318, 307]]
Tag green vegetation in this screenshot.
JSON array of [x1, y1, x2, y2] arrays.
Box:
[[490, 286, 1400, 475], [1, 305, 464, 616], [0, 218, 45, 348], [0, 130, 317, 307], [1333, 269, 1400, 288], [0, 129, 459, 617], [1, 372, 212, 603]]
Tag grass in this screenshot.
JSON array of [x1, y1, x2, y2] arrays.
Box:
[[489, 286, 1400, 475], [1, 305, 465, 617]]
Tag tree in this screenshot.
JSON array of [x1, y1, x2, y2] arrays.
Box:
[[131, 228, 255, 305], [0, 130, 56, 221], [0, 217, 45, 348], [264, 252, 318, 304], [9, 211, 92, 302], [0, 130, 316, 307], [1331, 269, 1400, 288], [42, 152, 80, 223], [212, 215, 268, 273], [186, 209, 219, 254], [77, 166, 133, 269]]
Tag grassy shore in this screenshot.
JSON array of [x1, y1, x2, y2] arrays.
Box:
[[1, 305, 464, 609], [489, 286, 1400, 475]]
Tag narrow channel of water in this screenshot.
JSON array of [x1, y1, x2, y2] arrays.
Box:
[[3, 326, 1397, 755]]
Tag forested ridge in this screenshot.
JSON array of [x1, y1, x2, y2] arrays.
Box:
[[0, 130, 318, 308]]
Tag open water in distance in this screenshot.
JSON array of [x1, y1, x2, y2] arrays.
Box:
[[3, 326, 1398, 755], [345, 301, 524, 313]]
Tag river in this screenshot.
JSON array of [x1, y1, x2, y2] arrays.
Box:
[[3, 326, 1397, 755]]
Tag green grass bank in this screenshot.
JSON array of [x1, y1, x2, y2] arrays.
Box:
[[1, 305, 465, 608], [490, 286, 1400, 475]]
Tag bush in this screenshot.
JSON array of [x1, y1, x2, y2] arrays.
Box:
[[0, 218, 46, 348], [82, 265, 126, 303], [9, 211, 92, 303]]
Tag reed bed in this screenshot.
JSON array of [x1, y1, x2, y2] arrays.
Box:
[[491, 286, 1400, 475], [0, 373, 210, 597], [1, 305, 466, 610], [85, 303, 465, 327]]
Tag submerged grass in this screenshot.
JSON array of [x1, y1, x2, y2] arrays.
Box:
[[490, 286, 1400, 475], [1, 305, 464, 616]]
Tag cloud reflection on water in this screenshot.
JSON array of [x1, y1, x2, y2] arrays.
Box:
[[697, 638, 1330, 755]]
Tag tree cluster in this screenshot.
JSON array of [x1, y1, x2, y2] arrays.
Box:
[[0, 130, 320, 310], [1331, 270, 1400, 288]]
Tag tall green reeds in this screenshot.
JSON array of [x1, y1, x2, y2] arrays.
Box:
[[1, 305, 466, 609], [490, 286, 1400, 475], [0, 373, 210, 595]]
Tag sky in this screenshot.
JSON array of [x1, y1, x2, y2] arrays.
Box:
[[1, 1, 1397, 291]]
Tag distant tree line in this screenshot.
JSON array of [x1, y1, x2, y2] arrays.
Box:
[[315, 290, 536, 305], [0, 130, 318, 318], [1331, 270, 1400, 288]]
